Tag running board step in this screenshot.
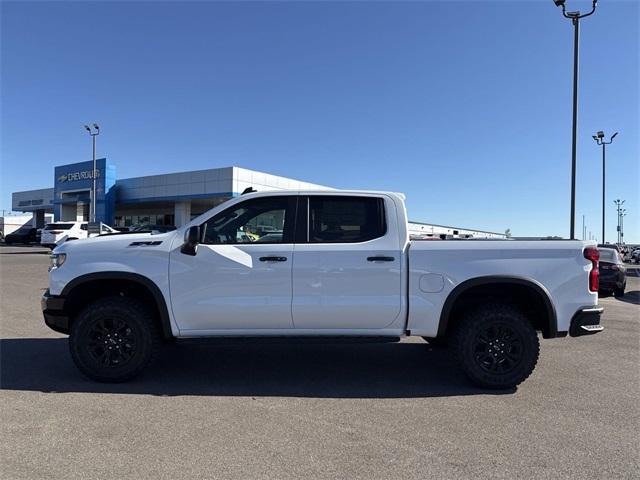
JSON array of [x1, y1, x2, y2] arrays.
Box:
[[580, 325, 604, 333]]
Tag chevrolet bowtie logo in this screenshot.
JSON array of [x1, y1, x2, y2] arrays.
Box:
[[57, 174, 68, 182]]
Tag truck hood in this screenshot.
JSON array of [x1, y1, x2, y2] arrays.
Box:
[[52, 230, 179, 254]]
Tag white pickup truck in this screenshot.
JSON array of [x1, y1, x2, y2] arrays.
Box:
[[42, 190, 604, 388]]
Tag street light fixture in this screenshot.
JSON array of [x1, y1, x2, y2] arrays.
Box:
[[613, 199, 625, 244], [593, 130, 619, 243], [552, 0, 598, 240], [84, 124, 100, 222]]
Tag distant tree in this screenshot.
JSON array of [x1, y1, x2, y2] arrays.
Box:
[[505, 228, 512, 238]]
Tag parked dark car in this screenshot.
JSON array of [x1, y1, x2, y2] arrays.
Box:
[[4, 227, 38, 245], [598, 248, 626, 297], [598, 243, 622, 254]]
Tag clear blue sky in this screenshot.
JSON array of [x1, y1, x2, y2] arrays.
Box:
[[1, 1, 638, 241]]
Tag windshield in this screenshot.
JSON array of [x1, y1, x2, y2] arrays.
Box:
[[44, 223, 75, 230]]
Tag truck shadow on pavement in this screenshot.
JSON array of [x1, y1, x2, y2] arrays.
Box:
[[616, 290, 640, 306], [0, 338, 514, 398]]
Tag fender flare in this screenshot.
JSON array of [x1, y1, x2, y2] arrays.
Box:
[[61, 271, 174, 339], [437, 275, 558, 338]]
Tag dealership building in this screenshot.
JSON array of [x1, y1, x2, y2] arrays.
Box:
[[10, 159, 505, 239]]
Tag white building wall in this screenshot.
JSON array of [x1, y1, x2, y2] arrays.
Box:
[[116, 167, 235, 203], [233, 167, 332, 194]]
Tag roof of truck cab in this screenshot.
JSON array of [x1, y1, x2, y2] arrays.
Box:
[[242, 189, 406, 199]]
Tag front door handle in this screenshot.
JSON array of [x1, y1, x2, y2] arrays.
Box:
[[367, 256, 395, 262], [259, 256, 288, 262]]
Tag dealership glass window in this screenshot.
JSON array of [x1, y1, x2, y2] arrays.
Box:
[[114, 214, 175, 227], [308, 196, 386, 243], [201, 197, 292, 244]]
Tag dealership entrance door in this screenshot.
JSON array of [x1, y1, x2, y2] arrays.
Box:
[[60, 191, 90, 222]]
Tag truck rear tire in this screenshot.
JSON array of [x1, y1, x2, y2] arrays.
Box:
[[451, 304, 539, 389], [69, 297, 160, 382]]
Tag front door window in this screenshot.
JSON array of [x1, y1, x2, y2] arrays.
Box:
[[201, 196, 292, 244]]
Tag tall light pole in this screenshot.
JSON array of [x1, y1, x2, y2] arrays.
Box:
[[552, 0, 598, 239], [620, 209, 627, 244], [613, 199, 625, 244], [592, 131, 618, 243], [84, 124, 100, 222]]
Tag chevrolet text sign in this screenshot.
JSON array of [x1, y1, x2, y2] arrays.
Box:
[[57, 170, 100, 183]]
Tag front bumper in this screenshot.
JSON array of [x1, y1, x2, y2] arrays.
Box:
[[569, 306, 604, 337], [41, 289, 70, 334]]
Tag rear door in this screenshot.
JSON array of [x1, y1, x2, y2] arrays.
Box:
[[291, 194, 403, 330]]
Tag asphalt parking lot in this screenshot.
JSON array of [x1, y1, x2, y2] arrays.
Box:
[[1, 245, 638, 480]]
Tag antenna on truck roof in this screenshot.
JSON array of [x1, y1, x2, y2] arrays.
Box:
[[241, 187, 257, 195]]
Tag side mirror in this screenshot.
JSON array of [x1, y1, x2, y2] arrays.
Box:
[[180, 226, 200, 256]]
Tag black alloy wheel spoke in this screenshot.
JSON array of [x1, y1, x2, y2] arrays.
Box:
[[87, 317, 137, 367], [473, 324, 524, 374]]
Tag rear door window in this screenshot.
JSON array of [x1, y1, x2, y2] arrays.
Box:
[[598, 249, 616, 263], [307, 196, 386, 243]]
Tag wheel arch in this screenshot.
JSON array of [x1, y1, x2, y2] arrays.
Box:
[[61, 272, 174, 339], [437, 276, 558, 339]]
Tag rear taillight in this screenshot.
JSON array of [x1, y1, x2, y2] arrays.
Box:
[[584, 247, 599, 292]]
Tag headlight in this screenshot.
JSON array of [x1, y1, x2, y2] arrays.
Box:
[[49, 253, 67, 270]]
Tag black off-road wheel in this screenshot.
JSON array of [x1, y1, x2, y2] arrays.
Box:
[[614, 285, 626, 298], [69, 297, 160, 382], [451, 304, 539, 389]]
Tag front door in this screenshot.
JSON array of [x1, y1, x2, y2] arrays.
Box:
[[169, 195, 297, 332], [292, 195, 403, 330]]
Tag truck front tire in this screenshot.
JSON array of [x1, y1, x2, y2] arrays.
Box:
[[69, 297, 160, 382], [451, 304, 539, 390]]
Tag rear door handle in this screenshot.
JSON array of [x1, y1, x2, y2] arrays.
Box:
[[259, 256, 288, 262], [367, 256, 395, 262]]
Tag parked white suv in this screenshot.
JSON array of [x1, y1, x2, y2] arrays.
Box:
[[41, 222, 116, 248], [42, 190, 604, 388]]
